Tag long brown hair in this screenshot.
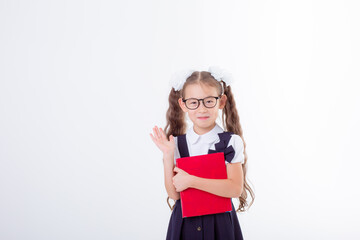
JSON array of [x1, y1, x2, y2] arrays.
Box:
[[164, 71, 255, 212]]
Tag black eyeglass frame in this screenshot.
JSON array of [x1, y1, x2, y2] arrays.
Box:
[[182, 95, 222, 110]]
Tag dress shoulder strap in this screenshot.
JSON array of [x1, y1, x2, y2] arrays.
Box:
[[177, 134, 190, 158]]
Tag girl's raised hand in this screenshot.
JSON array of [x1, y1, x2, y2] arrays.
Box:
[[150, 126, 175, 156]]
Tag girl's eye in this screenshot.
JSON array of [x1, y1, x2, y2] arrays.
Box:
[[189, 100, 197, 105]]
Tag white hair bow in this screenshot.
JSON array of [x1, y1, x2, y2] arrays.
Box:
[[208, 66, 234, 86], [169, 66, 233, 91]]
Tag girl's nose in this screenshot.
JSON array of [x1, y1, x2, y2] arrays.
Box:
[[197, 101, 208, 111]]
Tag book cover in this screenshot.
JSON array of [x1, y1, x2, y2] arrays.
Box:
[[176, 152, 232, 218]]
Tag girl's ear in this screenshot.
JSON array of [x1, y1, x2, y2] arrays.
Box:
[[178, 97, 188, 113], [219, 94, 227, 109]]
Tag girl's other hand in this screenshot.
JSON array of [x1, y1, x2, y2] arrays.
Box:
[[173, 167, 193, 192], [150, 126, 175, 156]]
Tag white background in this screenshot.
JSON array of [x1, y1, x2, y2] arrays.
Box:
[[1, 0, 359, 239]]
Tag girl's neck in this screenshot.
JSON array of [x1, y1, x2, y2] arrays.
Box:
[[193, 122, 216, 135]]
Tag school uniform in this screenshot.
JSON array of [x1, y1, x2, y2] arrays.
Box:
[[166, 123, 245, 240]]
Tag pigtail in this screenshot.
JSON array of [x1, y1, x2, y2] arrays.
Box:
[[164, 88, 187, 210], [222, 84, 241, 134], [164, 88, 187, 139], [222, 83, 255, 212]]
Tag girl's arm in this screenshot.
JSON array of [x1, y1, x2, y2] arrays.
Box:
[[149, 126, 179, 200], [173, 162, 243, 198], [163, 152, 180, 200]]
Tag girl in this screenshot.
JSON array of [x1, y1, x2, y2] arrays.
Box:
[[150, 67, 254, 240]]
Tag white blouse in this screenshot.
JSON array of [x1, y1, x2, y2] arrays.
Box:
[[173, 123, 245, 165]]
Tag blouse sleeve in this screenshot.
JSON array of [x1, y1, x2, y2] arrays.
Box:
[[228, 134, 245, 164], [173, 136, 180, 165]]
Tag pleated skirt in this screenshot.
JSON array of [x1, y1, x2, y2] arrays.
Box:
[[166, 200, 243, 240]]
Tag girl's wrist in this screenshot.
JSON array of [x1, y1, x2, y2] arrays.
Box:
[[189, 175, 197, 188], [163, 151, 174, 158], [163, 152, 175, 166]]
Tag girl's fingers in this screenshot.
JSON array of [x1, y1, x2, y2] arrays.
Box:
[[157, 127, 163, 139], [150, 133, 159, 144], [152, 128, 159, 141], [153, 127, 160, 139], [153, 126, 167, 141], [155, 126, 161, 139], [159, 127, 166, 139], [149, 133, 156, 142]]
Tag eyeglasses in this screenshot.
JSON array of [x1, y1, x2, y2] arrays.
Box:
[[182, 96, 221, 110]]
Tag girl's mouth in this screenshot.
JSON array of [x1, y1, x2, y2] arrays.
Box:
[[198, 117, 209, 120]]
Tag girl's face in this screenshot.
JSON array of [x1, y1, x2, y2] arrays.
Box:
[[178, 83, 227, 135]]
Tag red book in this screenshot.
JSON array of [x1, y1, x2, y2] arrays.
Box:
[[176, 152, 232, 218]]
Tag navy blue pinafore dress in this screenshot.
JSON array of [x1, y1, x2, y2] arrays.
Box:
[[166, 132, 244, 240]]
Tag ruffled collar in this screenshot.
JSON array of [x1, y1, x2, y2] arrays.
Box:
[[186, 123, 224, 144]]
